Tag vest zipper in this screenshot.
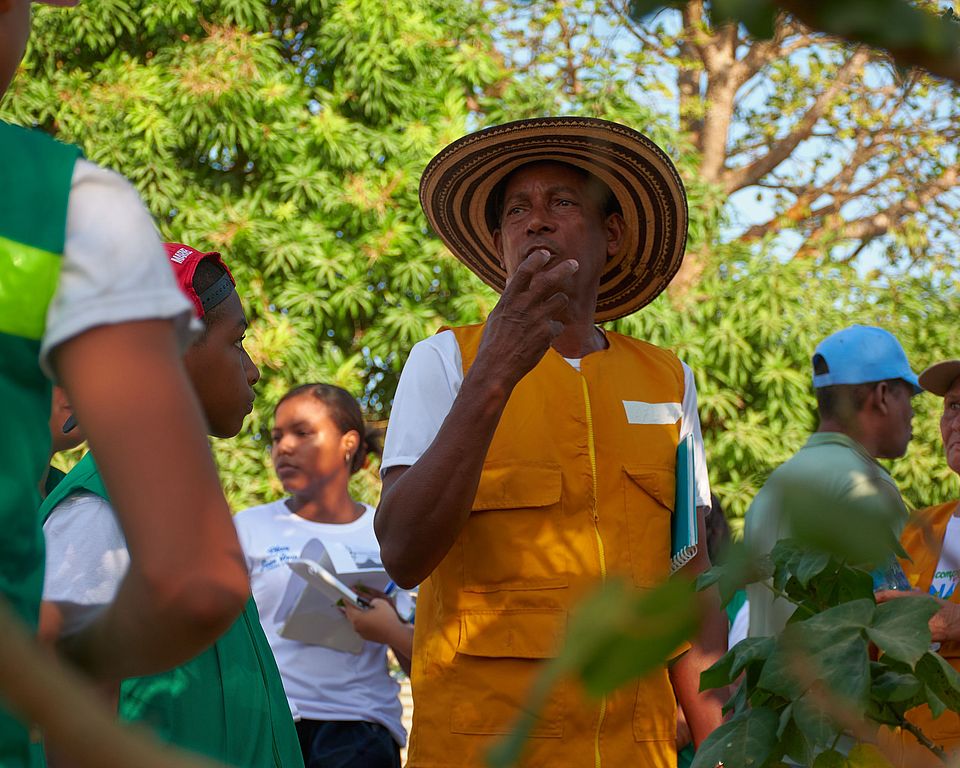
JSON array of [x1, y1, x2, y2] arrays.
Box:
[[580, 377, 606, 768]]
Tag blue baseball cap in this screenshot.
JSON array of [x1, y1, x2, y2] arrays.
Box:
[[812, 325, 921, 394]]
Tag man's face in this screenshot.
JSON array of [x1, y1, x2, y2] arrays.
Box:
[[183, 292, 260, 439], [940, 377, 960, 474], [878, 380, 915, 459], [492, 162, 623, 298]]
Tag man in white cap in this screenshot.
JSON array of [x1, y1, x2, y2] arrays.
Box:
[[745, 324, 920, 638], [879, 358, 960, 766], [376, 118, 725, 767]]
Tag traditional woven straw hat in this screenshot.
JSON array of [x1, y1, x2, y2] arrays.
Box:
[[419, 116, 688, 322]]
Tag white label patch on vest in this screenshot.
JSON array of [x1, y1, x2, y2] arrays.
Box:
[[622, 401, 682, 425]]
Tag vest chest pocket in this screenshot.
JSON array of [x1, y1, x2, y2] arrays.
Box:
[[461, 462, 570, 593], [622, 465, 674, 587]]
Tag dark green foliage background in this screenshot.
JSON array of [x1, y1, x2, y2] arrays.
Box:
[[8, 0, 958, 519]]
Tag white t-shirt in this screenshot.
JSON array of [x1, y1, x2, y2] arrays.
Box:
[[381, 330, 712, 507], [233, 500, 406, 747], [930, 514, 960, 600], [41, 159, 199, 377], [42, 492, 129, 635]]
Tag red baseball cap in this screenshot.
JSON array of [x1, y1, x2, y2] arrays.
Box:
[[163, 242, 236, 319]]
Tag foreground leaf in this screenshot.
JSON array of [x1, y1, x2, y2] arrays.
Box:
[[487, 577, 698, 767], [689, 707, 779, 768], [867, 596, 938, 667]]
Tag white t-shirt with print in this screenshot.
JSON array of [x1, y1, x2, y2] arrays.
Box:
[[233, 500, 406, 747], [41, 159, 200, 377], [930, 514, 960, 601], [381, 330, 712, 507]]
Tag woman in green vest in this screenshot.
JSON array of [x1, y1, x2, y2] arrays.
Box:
[[40, 243, 302, 768]]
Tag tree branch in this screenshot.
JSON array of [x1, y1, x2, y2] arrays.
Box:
[[678, 0, 707, 147], [721, 48, 870, 193]]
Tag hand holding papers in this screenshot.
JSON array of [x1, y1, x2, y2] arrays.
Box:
[[274, 537, 390, 653]]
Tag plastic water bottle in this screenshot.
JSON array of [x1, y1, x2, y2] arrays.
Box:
[[871, 558, 912, 591]]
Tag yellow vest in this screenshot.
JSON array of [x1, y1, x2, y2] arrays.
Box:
[[407, 324, 685, 768], [880, 501, 960, 767]]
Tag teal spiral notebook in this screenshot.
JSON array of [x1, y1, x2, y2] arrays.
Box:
[[671, 435, 698, 573]]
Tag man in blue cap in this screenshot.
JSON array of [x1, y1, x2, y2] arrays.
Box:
[[744, 324, 920, 636]]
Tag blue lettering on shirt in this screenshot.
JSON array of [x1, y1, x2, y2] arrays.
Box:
[[260, 546, 298, 573]]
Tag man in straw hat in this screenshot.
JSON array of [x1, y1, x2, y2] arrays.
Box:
[[376, 117, 725, 766], [877, 358, 960, 766]]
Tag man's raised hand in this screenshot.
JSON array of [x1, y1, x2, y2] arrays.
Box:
[[475, 249, 579, 391]]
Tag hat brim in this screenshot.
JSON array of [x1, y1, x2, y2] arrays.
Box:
[[419, 117, 688, 323], [919, 360, 960, 396]]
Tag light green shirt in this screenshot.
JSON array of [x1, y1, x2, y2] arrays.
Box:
[[744, 432, 908, 638]]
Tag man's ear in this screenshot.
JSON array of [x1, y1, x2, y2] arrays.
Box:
[[605, 212, 625, 258], [873, 381, 892, 414], [493, 229, 505, 270]]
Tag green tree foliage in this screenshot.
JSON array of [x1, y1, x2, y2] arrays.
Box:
[[613, 250, 960, 527], [687, 482, 960, 767], [6, 0, 505, 507], [8, 0, 959, 523]]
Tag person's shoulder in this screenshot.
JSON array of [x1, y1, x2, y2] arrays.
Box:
[[45, 491, 115, 529], [65, 161, 161, 255], [751, 446, 816, 496], [234, 498, 289, 526], [606, 331, 682, 364], [0, 121, 80, 158], [402, 329, 463, 371], [70, 159, 142, 206], [907, 500, 958, 529]]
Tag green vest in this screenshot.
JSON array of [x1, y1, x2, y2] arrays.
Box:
[[40, 453, 304, 768], [0, 120, 80, 768]]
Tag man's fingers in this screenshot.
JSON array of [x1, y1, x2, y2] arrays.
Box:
[[504, 249, 551, 294], [542, 291, 569, 317], [528, 259, 578, 299]]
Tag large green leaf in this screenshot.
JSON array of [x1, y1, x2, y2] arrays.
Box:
[[487, 578, 698, 767], [871, 669, 923, 704], [866, 596, 939, 667], [700, 637, 775, 691], [689, 707, 779, 768], [565, 578, 700, 696], [793, 691, 841, 751], [915, 651, 960, 712]]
